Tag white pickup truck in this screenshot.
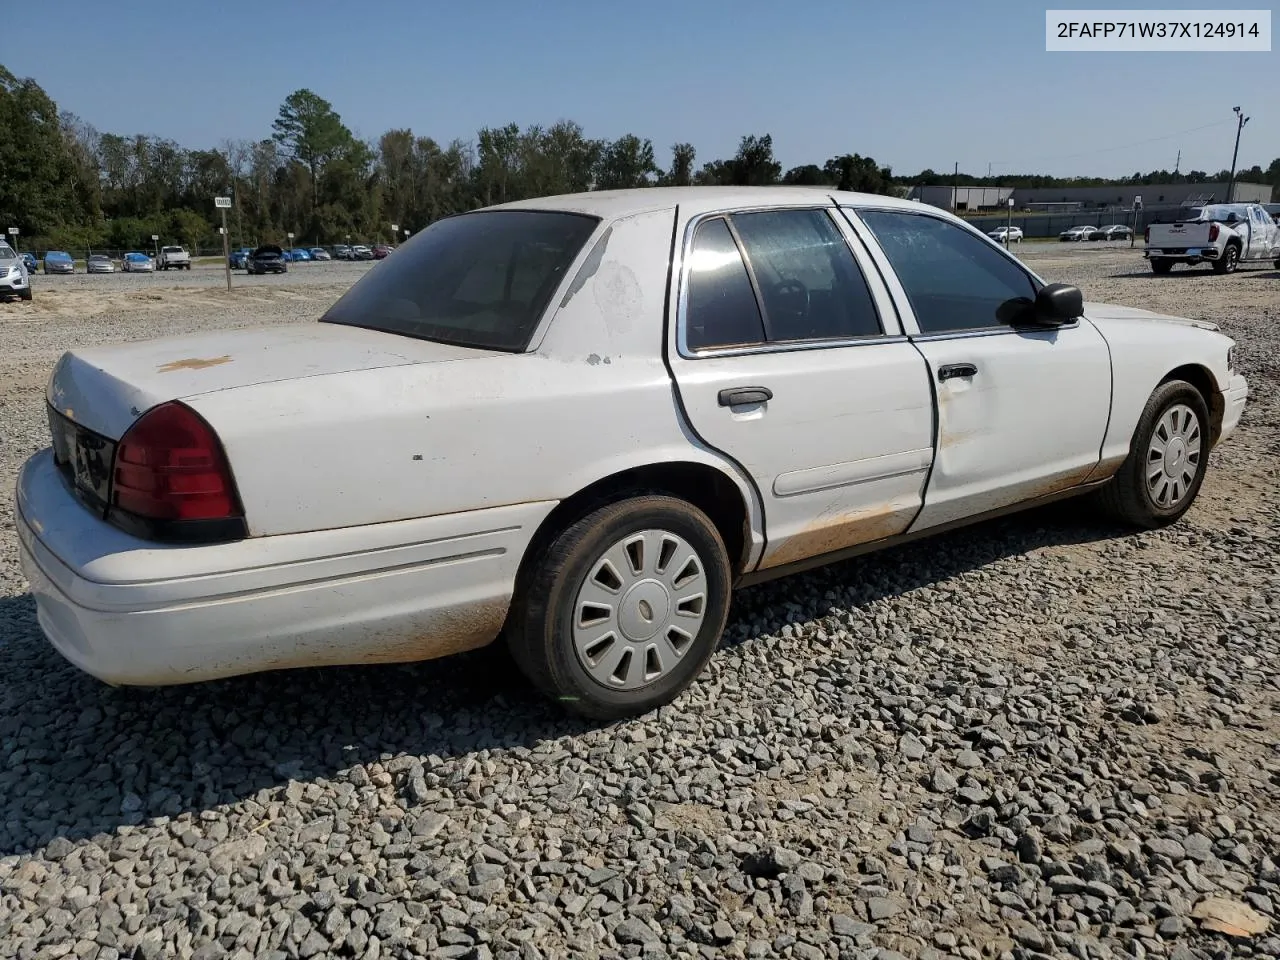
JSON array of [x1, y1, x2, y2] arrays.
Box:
[[1144, 202, 1280, 275], [156, 245, 192, 271]]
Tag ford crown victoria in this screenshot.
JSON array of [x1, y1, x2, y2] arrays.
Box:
[[15, 188, 1249, 719]]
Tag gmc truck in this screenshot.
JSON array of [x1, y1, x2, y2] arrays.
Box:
[[157, 245, 192, 271], [1144, 203, 1280, 275]]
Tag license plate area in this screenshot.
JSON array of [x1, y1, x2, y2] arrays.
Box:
[[47, 405, 115, 515]]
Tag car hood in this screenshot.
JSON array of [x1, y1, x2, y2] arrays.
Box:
[[47, 322, 507, 439], [1083, 301, 1219, 332]]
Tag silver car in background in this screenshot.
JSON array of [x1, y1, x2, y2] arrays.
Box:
[[122, 252, 155, 272], [0, 242, 33, 301], [87, 254, 115, 274]]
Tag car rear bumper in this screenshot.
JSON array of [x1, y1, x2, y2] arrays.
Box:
[[1144, 247, 1218, 260], [1218, 374, 1249, 444], [16, 450, 556, 686]]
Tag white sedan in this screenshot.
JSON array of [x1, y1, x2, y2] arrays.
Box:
[[16, 187, 1249, 719]]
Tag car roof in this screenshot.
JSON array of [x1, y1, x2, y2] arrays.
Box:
[[491, 186, 922, 220]]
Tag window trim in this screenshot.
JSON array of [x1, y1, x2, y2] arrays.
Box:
[[840, 206, 1067, 340], [675, 205, 898, 359]]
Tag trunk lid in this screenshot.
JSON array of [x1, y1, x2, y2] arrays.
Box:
[[47, 322, 503, 439]]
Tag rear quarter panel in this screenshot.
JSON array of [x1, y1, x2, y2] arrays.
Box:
[[186, 207, 764, 551]]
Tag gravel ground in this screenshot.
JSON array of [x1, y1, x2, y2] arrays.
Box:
[[1, 248, 1277, 960]]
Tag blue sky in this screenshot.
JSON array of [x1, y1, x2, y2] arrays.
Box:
[[7, 0, 1276, 180]]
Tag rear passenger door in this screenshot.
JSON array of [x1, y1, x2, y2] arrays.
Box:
[[667, 206, 935, 573]]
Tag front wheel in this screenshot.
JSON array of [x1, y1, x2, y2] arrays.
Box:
[[1097, 380, 1210, 529], [20, 286, 32, 302], [507, 495, 732, 720], [1213, 245, 1239, 274]]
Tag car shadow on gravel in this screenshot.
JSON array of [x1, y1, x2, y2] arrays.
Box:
[[0, 499, 1132, 855]]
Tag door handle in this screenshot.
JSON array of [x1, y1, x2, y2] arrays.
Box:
[[718, 386, 773, 407], [938, 363, 977, 382]]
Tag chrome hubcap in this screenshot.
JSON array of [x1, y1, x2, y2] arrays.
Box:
[[572, 530, 707, 690], [1146, 403, 1202, 508]]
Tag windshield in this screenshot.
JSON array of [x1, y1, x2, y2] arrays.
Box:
[[321, 210, 599, 352], [0, 244, 14, 260]]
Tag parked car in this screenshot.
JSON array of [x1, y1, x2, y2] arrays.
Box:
[[43, 251, 74, 274], [309, 247, 332, 261], [157, 245, 191, 271], [0, 242, 32, 301], [352, 244, 374, 260], [87, 254, 115, 274], [331, 244, 354, 260], [372, 244, 392, 259], [21, 252, 38, 274], [229, 248, 253, 269], [15, 188, 1250, 719], [289, 248, 313, 262], [245, 244, 288, 275], [987, 226, 1023, 243], [1098, 224, 1133, 241], [1145, 203, 1280, 275], [1059, 226, 1096, 242], [122, 252, 155, 273]]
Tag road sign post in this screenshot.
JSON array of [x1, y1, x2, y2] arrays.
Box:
[[151, 234, 159, 260], [1006, 198, 1014, 249], [1131, 196, 1142, 249], [215, 197, 232, 291], [6, 227, 17, 253]]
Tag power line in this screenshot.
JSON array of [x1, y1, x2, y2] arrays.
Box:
[[1000, 119, 1234, 169]]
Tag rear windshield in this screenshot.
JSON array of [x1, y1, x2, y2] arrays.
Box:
[[162, 246, 184, 253], [321, 210, 599, 352]]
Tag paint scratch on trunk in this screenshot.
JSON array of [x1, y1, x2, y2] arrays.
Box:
[[157, 355, 233, 373]]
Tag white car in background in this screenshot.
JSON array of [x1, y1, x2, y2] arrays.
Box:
[[16, 187, 1248, 719], [86, 254, 115, 274], [987, 226, 1023, 243], [0, 242, 32, 301]]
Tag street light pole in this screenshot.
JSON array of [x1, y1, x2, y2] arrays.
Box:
[[1226, 106, 1250, 203]]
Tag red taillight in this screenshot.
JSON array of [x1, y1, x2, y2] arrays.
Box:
[[113, 402, 241, 521], [1208, 223, 1219, 242]]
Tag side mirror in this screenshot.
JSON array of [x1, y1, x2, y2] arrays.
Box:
[[1034, 283, 1084, 324], [997, 283, 1083, 328]]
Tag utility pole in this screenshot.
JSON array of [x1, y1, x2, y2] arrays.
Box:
[[1227, 106, 1250, 203], [953, 162, 959, 212], [215, 195, 232, 291], [1174, 149, 1180, 175]]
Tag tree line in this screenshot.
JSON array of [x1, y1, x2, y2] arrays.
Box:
[[3, 64, 1278, 253]]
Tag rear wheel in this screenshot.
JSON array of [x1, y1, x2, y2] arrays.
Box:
[[1151, 259, 1172, 275], [1097, 379, 1209, 529], [20, 286, 32, 302], [1213, 244, 1239, 274], [507, 495, 732, 720]]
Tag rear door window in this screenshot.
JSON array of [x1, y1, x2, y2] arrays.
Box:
[[321, 210, 599, 351], [684, 218, 767, 351], [730, 209, 882, 342]]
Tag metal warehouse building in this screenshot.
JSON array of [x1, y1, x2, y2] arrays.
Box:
[[907, 181, 1271, 213]]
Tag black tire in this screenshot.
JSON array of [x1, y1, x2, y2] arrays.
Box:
[[1097, 379, 1210, 529], [507, 495, 732, 721], [1213, 244, 1239, 274], [20, 286, 32, 302], [1151, 259, 1172, 275]]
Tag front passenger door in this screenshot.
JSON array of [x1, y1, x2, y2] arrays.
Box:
[[846, 208, 1112, 531]]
